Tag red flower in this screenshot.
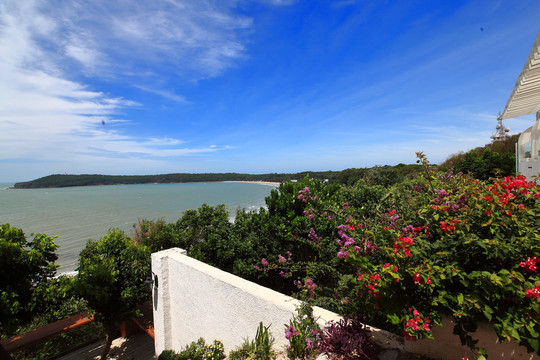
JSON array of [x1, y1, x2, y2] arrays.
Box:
[[519, 256, 538, 273], [526, 286, 540, 299]]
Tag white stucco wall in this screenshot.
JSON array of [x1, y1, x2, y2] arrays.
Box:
[[151, 248, 344, 356], [518, 118, 540, 183]]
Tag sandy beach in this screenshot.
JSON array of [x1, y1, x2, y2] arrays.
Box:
[[222, 180, 281, 186]]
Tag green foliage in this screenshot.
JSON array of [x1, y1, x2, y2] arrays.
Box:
[[229, 322, 274, 360], [337, 165, 540, 355], [285, 303, 322, 359], [132, 218, 181, 253], [439, 135, 518, 180], [75, 229, 151, 327], [158, 338, 225, 360], [10, 321, 105, 360], [0, 224, 58, 335]]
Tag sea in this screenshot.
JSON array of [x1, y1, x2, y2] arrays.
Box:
[[0, 182, 276, 274]]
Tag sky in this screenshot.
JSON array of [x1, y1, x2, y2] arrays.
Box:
[[1, 0, 539, 182]]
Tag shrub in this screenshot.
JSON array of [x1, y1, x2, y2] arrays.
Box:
[[158, 338, 225, 360], [75, 229, 151, 359], [229, 322, 274, 360], [319, 316, 377, 360], [0, 224, 58, 336], [336, 167, 540, 356], [285, 303, 322, 359]]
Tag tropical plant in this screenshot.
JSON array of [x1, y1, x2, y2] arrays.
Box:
[[75, 229, 151, 359], [229, 322, 274, 360], [0, 224, 58, 336]]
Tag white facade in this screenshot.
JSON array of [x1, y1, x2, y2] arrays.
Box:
[[517, 115, 540, 181]]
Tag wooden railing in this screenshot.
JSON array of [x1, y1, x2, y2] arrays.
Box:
[[0, 304, 154, 359], [0, 313, 93, 359]]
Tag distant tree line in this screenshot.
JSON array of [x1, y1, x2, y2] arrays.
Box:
[[12, 164, 425, 189], [438, 135, 518, 180]]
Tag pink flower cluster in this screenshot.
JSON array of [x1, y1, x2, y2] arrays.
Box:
[[308, 227, 322, 245], [304, 278, 317, 298], [285, 324, 299, 339], [297, 187, 318, 202], [303, 208, 315, 219]]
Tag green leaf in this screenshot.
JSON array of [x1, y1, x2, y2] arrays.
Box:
[[527, 337, 539, 353], [483, 306, 493, 321], [457, 293, 464, 305]]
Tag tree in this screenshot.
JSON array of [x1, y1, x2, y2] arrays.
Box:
[[0, 224, 58, 336], [75, 229, 150, 359]]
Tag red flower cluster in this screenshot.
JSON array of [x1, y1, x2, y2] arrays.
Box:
[[412, 271, 432, 285], [402, 308, 431, 340], [519, 256, 539, 273], [485, 175, 539, 206], [439, 218, 459, 234], [393, 236, 414, 257], [365, 274, 381, 296], [526, 286, 540, 299]]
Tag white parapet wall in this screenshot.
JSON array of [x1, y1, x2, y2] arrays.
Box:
[[151, 248, 539, 360], [151, 248, 347, 356]]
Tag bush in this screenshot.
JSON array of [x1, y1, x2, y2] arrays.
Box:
[[336, 169, 540, 356], [0, 224, 58, 336], [76, 229, 151, 359], [285, 303, 322, 359], [158, 338, 225, 360], [319, 316, 377, 360], [229, 322, 274, 360]]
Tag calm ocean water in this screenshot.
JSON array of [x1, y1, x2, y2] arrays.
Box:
[[0, 182, 276, 273]]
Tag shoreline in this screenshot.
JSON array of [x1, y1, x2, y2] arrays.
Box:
[[221, 180, 280, 187]]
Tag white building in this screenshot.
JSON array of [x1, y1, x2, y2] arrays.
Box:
[[499, 30, 540, 182]]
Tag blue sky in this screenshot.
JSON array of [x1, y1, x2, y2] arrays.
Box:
[[1, 0, 539, 182]]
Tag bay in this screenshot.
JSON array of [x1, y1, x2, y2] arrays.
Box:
[[0, 182, 276, 273]]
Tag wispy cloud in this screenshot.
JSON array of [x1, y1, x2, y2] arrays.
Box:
[[0, 0, 253, 177]]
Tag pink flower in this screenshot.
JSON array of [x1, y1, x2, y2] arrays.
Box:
[[278, 254, 287, 263], [261, 258, 269, 266]]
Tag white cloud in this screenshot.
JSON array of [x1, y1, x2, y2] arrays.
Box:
[[0, 0, 250, 179]]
